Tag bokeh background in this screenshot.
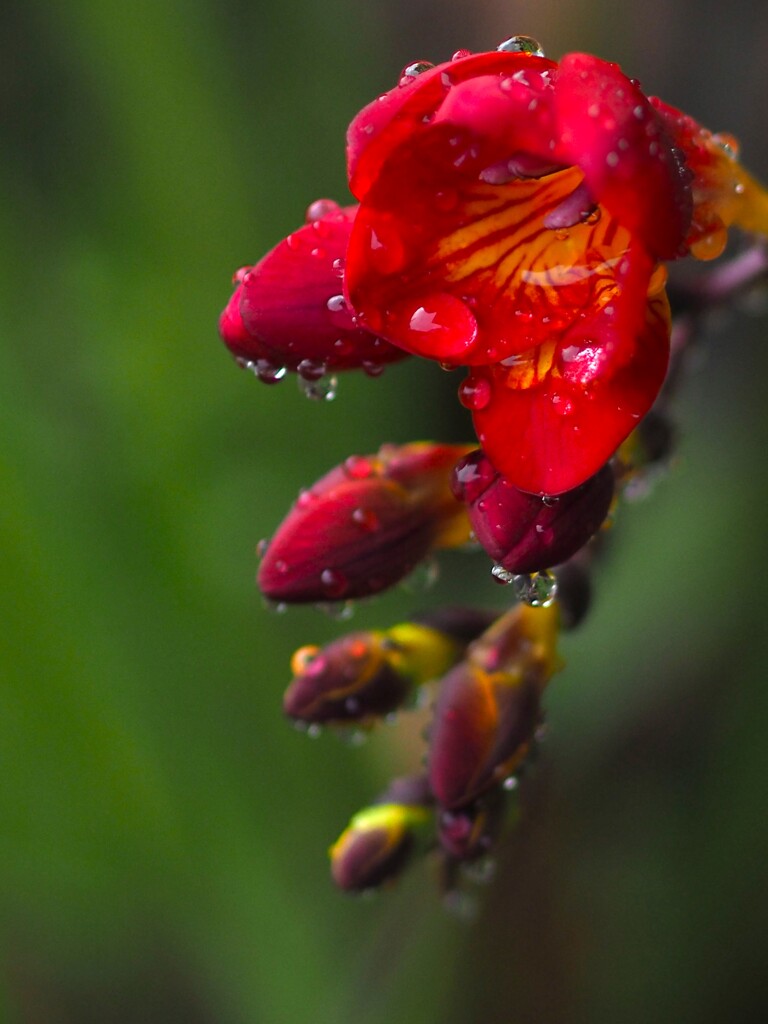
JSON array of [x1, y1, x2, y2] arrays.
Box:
[[2, 1, 768, 1021]]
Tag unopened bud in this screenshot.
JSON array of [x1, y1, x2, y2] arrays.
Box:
[[452, 450, 614, 574], [329, 801, 430, 892], [258, 442, 473, 603], [219, 203, 407, 374], [428, 603, 561, 809]]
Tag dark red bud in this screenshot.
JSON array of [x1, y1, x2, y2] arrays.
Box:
[[329, 803, 429, 891], [258, 443, 472, 603], [452, 450, 614, 573]]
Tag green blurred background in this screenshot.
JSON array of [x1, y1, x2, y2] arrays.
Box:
[[1, 1, 767, 1021]]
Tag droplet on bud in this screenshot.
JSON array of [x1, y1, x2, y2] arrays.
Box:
[[512, 571, 558, 607], [399, 61, 436, 86]]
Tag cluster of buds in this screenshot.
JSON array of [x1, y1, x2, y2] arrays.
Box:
[[218, 37, 768, 898]]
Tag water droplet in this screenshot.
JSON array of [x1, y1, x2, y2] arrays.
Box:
[[291, 644, 321, 675], [332, 256, 345, 277], [320, 568, 349, 598], [605, 151, 619, 168], [326, 294, 347, 314], [337, 726, 368, 747], [458, 375, 492, 410], [385, 293, 478, 360], [262, 598, 288, 615], [256, 538, 269, 559], [550, 393, 574, 416], [316, 600, 355, 621], [298, 373, 338, 401], [513, 571, 558, 607], [502, 775, 519, 791], [690, 222, 728, 261], [344, 454, 375, 479], [497, 35, 545, 57], [362, 360, 386, 377], [399, 61, 435, 86], [366, 224, 406, 275], [452, 49, 472, 61], [351, 507, 380, 532], [491, 563, 516, 585], [307, 723, 323, 739], [305, 198, 340, 223], [297, 358, 327, 381], [254, 360, 287, 385], [296, 488, 316, 509]]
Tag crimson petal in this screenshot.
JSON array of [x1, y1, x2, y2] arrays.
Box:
[[554, 53, 691, 259]]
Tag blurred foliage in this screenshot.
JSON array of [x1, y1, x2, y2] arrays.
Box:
[[0, 1, 767, 1021]]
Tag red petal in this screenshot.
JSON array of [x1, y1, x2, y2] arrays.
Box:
[[347, 51, 558, 199], [554, 53, 691, 259], [222, 204, 406, 373], [471, 287, 671, 495]]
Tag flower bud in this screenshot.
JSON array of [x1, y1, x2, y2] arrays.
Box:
[[329, 801, 430, 892], [452, 450, 614, 574], [437, 790, 504, 861], [284, 620, 463, 725], [219, 203, 407, 375], [428, 603, 560, 809], [258, 442, 473, 603]]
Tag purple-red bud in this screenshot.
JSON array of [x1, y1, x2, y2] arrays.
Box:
[[258, 442, 473, 603], [452, 450, 614, 573]]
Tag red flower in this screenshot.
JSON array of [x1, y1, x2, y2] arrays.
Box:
[[343, 42, 768, 494], [220, 39, 768, 493]]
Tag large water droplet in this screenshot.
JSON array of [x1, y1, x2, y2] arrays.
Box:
[[385, 293, 478, 361], [316, 600, 355, 621], [297, 358, 327, 381], [513, 570, 558, 607], [496, 35, 545, 56], [458, 374, 492, 410]]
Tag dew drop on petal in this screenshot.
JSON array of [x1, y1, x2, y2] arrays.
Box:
[[351, 507, 380, 532], [513, 571, 558, 607], [399, 61, 436, 85], [496, 35, 545, 56], [331, 256, 345, 277], [452, 48, 472, 60], [385, 293, 479, 361], [305, 198, 340, 223], [458, 375, 492, 410]]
